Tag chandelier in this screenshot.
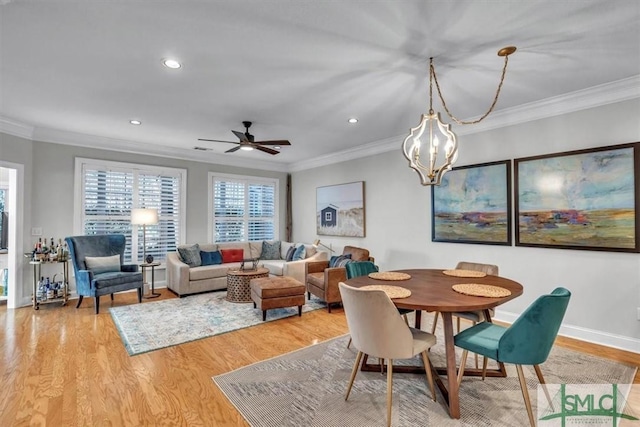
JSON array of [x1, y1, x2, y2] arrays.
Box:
[[402, 46, 517, 185]]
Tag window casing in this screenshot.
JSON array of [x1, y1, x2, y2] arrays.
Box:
[[75, 158, 186, 263], [209, 173, 278, 243]]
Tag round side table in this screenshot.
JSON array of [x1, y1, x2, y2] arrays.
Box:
[[226, 267, 269, 303]]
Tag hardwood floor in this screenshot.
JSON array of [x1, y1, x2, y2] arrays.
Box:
[[1, 290, 638, 426]]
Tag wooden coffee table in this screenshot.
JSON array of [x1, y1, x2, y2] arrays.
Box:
[[226, 267, 269, 303]]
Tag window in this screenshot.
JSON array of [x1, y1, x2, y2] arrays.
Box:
[[75, 158, 186, 263], [210, 173, 278, 243]]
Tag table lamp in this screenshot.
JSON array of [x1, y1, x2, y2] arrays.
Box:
[[131, 208, 158, 263]]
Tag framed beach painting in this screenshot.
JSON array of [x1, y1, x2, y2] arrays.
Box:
[[515, 142, 640, 252], [431, 160, 512, 245], [316, 181, 365, 237]]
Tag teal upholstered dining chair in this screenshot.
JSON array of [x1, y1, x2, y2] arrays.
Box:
[[454, 287, 571, 427], [66, 234, 144, 314], [339, 282, 437, 427]]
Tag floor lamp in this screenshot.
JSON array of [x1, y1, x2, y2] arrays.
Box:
[[313, 239, 334, 253], [131, 208, 158, 264]]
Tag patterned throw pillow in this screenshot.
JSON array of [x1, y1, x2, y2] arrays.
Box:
[[221, 248, 244, 263], [178, 243, 202, 267], [261, 241, 281, 260], [292, 244, 306, 261], [200, 250, 222, 266], [329, 253, 352, 268], [285, 245, 297, 262]]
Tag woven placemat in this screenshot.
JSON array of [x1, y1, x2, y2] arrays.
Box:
[[368, 272, 411, 281], [361, 285, 411, 299], [452, 283, 511, 298], [442, 269, 487, 278]]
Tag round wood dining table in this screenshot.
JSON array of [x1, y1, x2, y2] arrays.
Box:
[[344, 268, 523, 419]]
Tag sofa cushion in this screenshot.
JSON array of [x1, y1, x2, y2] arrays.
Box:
[[178, 243, 202, 267], [189, 265, 229, 281], [329, 254, 352, 268], [292, 244, 306, 261], [261, 260, 285, 276], [200, 250, 222, 266], [302, 244, 317, 258], [221, 248, 244, 263], [306, 272, 325, 288], [85, 254, 121, 274], [261, 241, 281, 260]]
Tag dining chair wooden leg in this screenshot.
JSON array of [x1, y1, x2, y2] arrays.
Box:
[[534, 364, 554, 410], [515, 364, 536, 427], [456, 316, 461, 333], [482, 356, 489, 380], [345, 351, 363, 400], [430, 312, 439, 334], [386, 358, 393, 427], [457, 349, 469, 385], [420, 351, 436, 402]]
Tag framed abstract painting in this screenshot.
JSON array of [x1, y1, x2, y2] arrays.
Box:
[[431, 160, 512, 245], [316, 181, 365, 237], [515, 142, 640, 252]]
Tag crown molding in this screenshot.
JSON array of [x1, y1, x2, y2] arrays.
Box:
[[0, 116, 34, 140], [289, 75, 640, 171], [2, 75, 638, 173], [30, 127, 289, 173]]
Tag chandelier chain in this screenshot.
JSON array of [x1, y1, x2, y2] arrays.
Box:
[[429, 54, 511, 125]]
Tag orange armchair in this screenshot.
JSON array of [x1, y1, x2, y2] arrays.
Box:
[[305, 245, 372, 312]]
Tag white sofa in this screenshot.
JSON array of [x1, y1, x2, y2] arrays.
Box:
[[166, 240, 328, 297]]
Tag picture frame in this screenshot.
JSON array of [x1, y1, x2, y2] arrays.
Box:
[[431, 160, 512, 245], [316, 181, 365, 237], [514, 142, 640, 252]]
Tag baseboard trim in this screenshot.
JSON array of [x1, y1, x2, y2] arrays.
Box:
[[496, 310, 640, 354]]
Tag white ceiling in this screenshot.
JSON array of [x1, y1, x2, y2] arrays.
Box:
[[1, 1, 639, 171]]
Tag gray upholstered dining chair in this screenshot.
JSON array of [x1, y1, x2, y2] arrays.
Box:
[[339, 282, 437, 427], [66, 234, 144, 314], [431, 261, 499, 335]]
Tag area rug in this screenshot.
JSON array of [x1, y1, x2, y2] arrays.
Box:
[[213, 335, 637, 427], [110, 291, 325, 356]]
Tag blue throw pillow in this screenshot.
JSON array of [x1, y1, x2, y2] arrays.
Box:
[[261, 241, 281, 260], [292, 244, 306, 261], [329, 253, 352, 268], [200, 250, 222, 266], [285, 245, 297, 262]]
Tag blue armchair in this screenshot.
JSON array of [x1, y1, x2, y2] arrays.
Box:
[[66, 234, 143, 314]]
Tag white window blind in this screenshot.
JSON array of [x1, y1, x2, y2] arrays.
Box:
[[78, 159, 186, 263], [212, 175, 278, 243]]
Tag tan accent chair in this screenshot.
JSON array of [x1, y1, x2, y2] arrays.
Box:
[[305, 245, 372, 313], [339, 282, 437, 427]]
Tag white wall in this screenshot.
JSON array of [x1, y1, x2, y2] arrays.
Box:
[[291, 98, 640, 352]]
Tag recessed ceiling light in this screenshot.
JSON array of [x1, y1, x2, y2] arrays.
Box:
[[274, 146, 281, 150], [240, 145, 254, 151], [348, 118, 358, 124], [129, 120, 142, 125], [162, 58, 182, 69]]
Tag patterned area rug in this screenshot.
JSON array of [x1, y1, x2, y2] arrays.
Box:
[[213, 334, 637, 427], [110, 291, 325, 356]]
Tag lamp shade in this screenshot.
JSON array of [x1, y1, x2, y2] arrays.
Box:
[[131, 208, 158, 225]]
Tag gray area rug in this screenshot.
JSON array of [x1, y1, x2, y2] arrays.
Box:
[[110, 291, 325, 356], [213, 334, 637, 426]]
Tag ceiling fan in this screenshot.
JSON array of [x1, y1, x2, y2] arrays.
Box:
[[198, 121, 291, 155]]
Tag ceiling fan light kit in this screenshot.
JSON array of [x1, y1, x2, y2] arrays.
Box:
[[198, 121, 291, 155], [402, 46, 516, 186]]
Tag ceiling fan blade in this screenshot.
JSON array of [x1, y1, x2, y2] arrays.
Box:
[[225, 146, 242, 153], [198, 138, 240, 144], [255, 145, 280, 155], [232, 130, 249, 142], [253, 140, 291, 146]]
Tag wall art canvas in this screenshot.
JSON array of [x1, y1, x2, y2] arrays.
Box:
[[515, 143, 640, 252], [316, 181, 365, 237], [432, 160, 512, 245]]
